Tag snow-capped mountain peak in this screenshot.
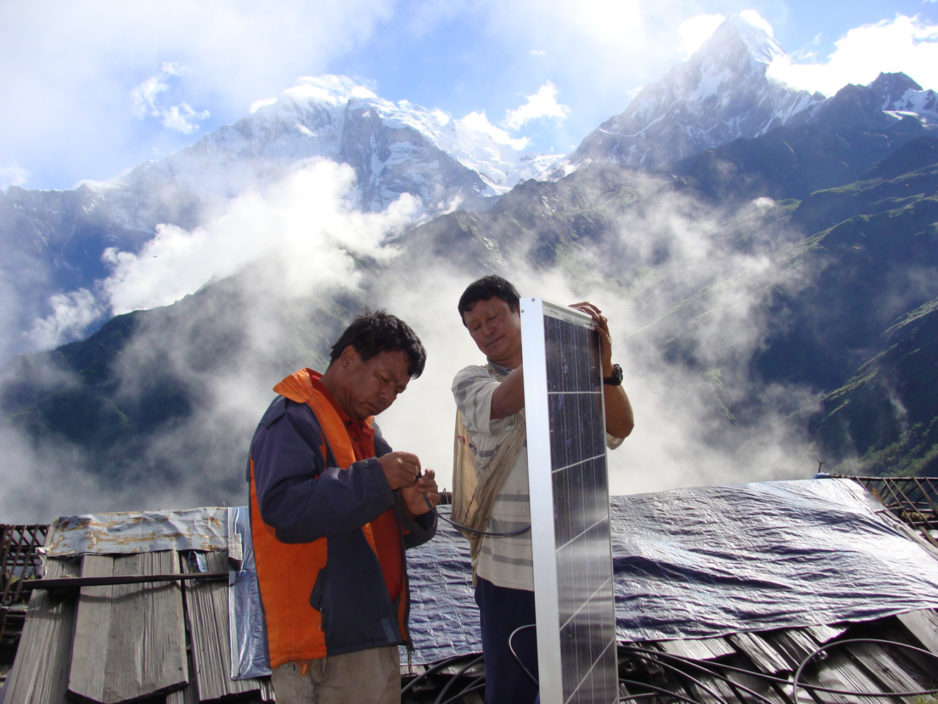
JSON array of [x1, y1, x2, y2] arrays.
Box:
[[102, 74, 560, 220], [567, 14, 823, 170], [713, 14, 785, 66], [869, 72, 938, 125], [278, 74, 379, 107]]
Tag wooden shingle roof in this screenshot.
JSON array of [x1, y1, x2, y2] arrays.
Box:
[[3, 543, 272, 703]]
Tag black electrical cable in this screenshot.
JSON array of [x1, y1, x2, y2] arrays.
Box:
[[424, 495, 530, 538], [627, 647, 802, 699], [626, 647, 788, 684], [617, 677, 703, 703], [404, 609, 937, 703], [437, 676, 486, 704], [619, 647, 738, 704], [619, 645, 778, 704], [790, 637, 938, 701], [623, 637, 938, 703], [401, 653, 483, 696], [400, 655, 459, 695], [507, 623, 539, 687], [432, 655, 486, 704], [653, 637, 938, 700], [433, 675, 485, 704]]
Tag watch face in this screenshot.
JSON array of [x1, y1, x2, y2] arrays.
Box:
[[605, 364, 623, 385]]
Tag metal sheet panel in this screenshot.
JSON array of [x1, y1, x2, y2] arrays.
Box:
[[43, 507, 228, 558]]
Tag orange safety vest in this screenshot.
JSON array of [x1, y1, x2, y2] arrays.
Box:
[[248, 370, 401, 668]]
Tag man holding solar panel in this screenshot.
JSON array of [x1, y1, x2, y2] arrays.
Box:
[[451, 275, 634, 704]]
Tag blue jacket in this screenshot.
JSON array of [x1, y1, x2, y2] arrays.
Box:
[[247, 369, 436, 662]]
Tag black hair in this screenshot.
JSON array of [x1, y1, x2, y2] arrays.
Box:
[[329, 310, 426, 378], [457, 275, 521, 325]]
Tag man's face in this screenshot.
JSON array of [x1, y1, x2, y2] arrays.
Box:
[[462, 297, 522, 367], [336, 347, 411, 420]]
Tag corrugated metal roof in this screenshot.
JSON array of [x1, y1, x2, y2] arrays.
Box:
[[42, 507, 228, 558]]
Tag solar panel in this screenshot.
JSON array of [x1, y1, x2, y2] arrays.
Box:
[[520, 297, 618, 704]]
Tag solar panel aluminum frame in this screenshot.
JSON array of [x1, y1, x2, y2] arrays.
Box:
[[520, 297, 618, 704]]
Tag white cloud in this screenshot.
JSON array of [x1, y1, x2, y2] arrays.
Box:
[[25, 289, 106, 350], [0, 423, 96, 523], [5, 1, 938, 192], [131, 63, 210, 134], [375, 176, 822, 498], [503, 82, 570, 131], [283, 74, 379, 106], [0, 0, 397, 187], [768, 14, 938, 95], [546, 0, 645, 44], [459, 111, 529, 149], [159, 103, 211, 134], [4, 0, 934, 518], [100, 158, 418, 315], [249, 97, 279, 114], [0, 153, 426, 519], [0, 162, 28, 189], [130, 76, 168, 118], [460, 1, 721, 155]]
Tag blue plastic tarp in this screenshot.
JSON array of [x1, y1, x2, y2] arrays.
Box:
[[230, 478, 938, 667], [611, 477, 938, 642]]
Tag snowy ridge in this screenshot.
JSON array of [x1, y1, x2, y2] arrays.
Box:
[[97, 75, 558, 218], [331, 82, 561, 193], [871, 72, 938, 126]]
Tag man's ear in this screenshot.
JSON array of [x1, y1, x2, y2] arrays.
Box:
[[338, 345, 359, 367]]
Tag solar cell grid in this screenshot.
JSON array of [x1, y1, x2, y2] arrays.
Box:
[[522, 298, 618, 704]]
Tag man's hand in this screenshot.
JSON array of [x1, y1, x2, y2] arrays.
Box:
[[378, 451, 422, 490], [401, 469, 440, 517], [570, 301, 613, 372], [570, 301, 635, 439]]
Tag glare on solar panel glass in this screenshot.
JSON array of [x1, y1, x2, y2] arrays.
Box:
[[521, 298, 618, 704]]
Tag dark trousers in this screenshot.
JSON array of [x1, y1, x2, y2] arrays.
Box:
[[475, 577, 539, 704]]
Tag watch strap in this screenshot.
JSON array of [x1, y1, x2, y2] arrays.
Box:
[[603, 363, 623, 386]]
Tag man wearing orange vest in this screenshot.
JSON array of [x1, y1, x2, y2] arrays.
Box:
[[248, 310, 440, 704]]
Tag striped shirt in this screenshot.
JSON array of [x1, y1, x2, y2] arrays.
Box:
[[452, 363, 534, 590], [453, 362, 627, 591]]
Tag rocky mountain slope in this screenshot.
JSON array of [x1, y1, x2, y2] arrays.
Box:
[[675, 74, 938, 201]]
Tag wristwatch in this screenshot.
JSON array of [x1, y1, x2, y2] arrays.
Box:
[[603, 363, 623, 386]]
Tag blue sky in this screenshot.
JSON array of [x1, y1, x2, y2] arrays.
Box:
[[1, 0, 937, 191]]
